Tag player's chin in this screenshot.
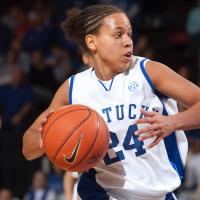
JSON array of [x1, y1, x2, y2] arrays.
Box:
[[118, 61, 131, 72]]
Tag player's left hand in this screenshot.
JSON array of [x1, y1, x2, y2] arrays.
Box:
[[135, 109, 175, 148]]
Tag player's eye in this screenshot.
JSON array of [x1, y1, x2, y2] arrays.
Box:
[[114, 32, 122, 39]]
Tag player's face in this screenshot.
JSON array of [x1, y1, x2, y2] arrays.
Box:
[[95, 13, 133, 73]]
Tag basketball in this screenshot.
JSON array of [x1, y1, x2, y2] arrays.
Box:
[[42, 104, 110, 172]]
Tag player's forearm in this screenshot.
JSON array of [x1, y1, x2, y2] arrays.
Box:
[[22, 111, 47, 160], [22, 126, 44, 160], [171, 101, 200, 131]]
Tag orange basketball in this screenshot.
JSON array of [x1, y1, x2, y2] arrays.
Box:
[[42, 104, 109, 172]]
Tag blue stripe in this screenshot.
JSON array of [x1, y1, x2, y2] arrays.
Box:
[[140, 58, 157, 92], [78, 169, 109, 200], [98, 77, 115, 91], [162, 104, 184, 182], [140, 58, 184, 182], [140, 58, 168, 99], [165, 193, 176, 200], [69, 75, 75, 104]]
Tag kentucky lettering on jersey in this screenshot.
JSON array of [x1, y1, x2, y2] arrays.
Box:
[[68, 56, 188, 200], [101, 103, 159, 123]]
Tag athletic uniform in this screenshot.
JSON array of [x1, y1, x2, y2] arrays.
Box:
[[68, 56, 188, 200]]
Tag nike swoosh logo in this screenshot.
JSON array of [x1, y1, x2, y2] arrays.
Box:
[[63, 132, 82, 163]]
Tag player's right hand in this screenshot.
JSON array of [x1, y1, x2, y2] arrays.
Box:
[[39, 110, 54, 148], [135, 109, 175, 148]]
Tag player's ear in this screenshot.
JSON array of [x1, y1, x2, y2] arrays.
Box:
[[85, 34, 97, 52]]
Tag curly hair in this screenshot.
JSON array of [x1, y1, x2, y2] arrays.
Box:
[[61, 5, 123, 52]]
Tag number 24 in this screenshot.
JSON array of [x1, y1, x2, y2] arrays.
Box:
[[104, 125, 146, 165]]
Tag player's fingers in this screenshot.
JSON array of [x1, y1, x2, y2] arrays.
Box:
[[41, 110, 54, 125], [136, 117, 155, 125], [38, 126, 43, 133], [135, 125, 152, 135], [148, 136, 163, 149], [139, 130, 161, 141], [41, 118, 47, 124], [140, 109, 155, 117], [39, 137, 43, 148], [47, 109, 54, 117], [135, 124, 159, 135]]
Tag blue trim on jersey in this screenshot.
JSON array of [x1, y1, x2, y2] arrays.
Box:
[[140, 59, 156, 92], [140, 58, 184, 182], [159, 98, 185, 182], [140, 58, 168, 99], [165, 193, 175, 200], [77, 169, 109, 200], [98, 77, 115, 91], [69, 75, 75, 104]]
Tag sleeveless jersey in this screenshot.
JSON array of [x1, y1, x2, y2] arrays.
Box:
[[68, 56, 188, 200]]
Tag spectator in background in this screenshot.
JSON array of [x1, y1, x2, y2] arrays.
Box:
[[23, 170, 56, 200], [0, 188, 18, 200], [177, 139, 200, 200], [1, 6, 22, 31], [11, 7, 32, 40], [9, 38, 31, 73], [0, 23, 13, 55], [186, 0, 200, 56], [22, 11, 53, 53], [134, 35, 154, 59], [177, 65, 191, 80], [29, 50, 56, 91], [0, 67, 33, 131], [46, 45, 73, 86], [29, 50, 56, 110], [0, 50, 17, 86], [47, 164, 64, 198], [28, 0, 51, 26], [81, 51, 93, 67]]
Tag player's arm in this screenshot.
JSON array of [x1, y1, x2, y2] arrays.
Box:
[[63, 171, 78, 200], [22, 80, 69, 160], [136, 61, 200, 147]]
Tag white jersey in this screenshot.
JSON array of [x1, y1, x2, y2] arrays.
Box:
[[68, 56, 188, 200]]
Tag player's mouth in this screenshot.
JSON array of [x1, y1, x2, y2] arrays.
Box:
[[123, 52, 132, 60]]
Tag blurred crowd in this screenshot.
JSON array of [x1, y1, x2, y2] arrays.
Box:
[[0, 0, 200, 199]]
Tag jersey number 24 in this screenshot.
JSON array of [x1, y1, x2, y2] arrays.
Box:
[[104, 125, 146, 165]]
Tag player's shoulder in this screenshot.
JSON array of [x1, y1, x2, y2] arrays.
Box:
[[133, 55, 150, 62], [129, 55, 150, 69], [132, 56, 166, 73], [74, 68, 93, 78], [126, 56, 149, 75], [68, 68, 93, 87]]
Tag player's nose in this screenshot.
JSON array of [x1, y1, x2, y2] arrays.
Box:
[[124, 35, 133, 48]]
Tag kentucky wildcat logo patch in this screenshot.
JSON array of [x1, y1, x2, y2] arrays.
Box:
[[128, 81, 139, 93]]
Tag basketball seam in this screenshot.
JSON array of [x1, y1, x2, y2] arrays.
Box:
[[43, 108, 88, 144], [43, 108, 90, 159], [53, 109, 92, 161], [67, 109, 100, 170]]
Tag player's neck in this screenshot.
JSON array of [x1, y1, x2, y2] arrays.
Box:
[[92, 58, 117, 81]]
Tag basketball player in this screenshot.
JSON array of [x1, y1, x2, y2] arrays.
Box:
[[23, 5, 200, 200], [64, 171, 80, 200]]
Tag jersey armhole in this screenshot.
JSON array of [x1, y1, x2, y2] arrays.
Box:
[[140, 58, 184, 182], [140, 58, 168, 99], [68, 75, 75, 104]]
